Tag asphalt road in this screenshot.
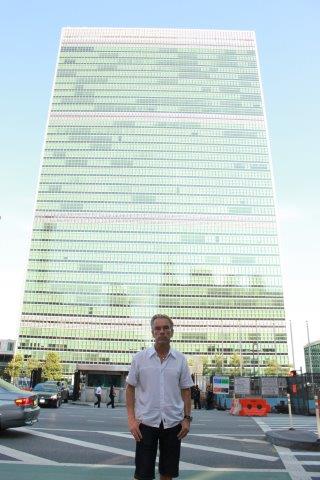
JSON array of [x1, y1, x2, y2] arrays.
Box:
[[0, 403, 319, 479]]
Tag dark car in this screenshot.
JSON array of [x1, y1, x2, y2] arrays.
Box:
[[33, 383, 62, 408], [43, 381, 69, 403], [0, 378, 40, 430]]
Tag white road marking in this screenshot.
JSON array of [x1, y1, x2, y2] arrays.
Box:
[[0, 459, 288, 473], [15, 427, 136, 458], [99, 430, 278, 461], [0, 445, 58, 465], [189, 433, 267, 444], [300, 460, 320, 465], [182, 441, 278, 461], [293, 451, 320, 456], [274, 445, 311, 480], [13, 428, 211, 470]]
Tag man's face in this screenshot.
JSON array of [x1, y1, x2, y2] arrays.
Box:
[[152, 317, 173, 346]]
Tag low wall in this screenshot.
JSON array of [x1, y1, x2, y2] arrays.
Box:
[[80, 386, 126, 404]]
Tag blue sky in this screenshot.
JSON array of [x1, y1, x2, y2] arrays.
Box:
[[1, 0, 319, 370]]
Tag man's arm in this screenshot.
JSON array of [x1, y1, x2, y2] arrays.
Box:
[[177, 387, 191, 440], [126, 384, 142, 441]]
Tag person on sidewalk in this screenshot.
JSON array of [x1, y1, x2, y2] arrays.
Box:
[[193, 385, 201, 410], [94, 383, 102, 408], [126, 313, 194, 480], [107, 384, 116, 408]]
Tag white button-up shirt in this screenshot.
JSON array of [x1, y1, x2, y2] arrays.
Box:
[[126, 346, 194, 428]]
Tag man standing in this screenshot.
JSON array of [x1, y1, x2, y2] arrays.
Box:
[[126, 314, 194, 480]]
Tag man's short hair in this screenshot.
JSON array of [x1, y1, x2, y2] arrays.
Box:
[[150, 313, 174, 330]]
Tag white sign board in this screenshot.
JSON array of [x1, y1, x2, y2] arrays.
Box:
[[234, 377, 250, 395], [261, 377, 279, 396]]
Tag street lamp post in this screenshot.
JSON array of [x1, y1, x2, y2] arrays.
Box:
[[306, 321, 315, 393], [289, 318, 296, 370], [252, 343, 256, 378]]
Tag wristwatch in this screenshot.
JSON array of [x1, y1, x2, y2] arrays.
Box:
[[184, 415, 193, 422]]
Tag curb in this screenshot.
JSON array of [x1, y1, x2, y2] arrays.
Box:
[[266, 429, 320, 450]]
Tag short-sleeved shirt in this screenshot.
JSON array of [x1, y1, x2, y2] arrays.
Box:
[[126, 346, 194, 428]]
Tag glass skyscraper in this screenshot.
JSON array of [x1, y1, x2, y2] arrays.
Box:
[[18, 28, 288, 377]]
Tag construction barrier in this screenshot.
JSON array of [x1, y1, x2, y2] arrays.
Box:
[[230, 397, 271, 416]]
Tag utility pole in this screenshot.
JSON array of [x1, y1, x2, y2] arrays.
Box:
[[306, 321, 314, 391]]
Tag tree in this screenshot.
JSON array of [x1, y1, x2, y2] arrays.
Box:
[[229, 353, 242, 376], [4, 353, 24, 380], [42, 352, 62, 381], [213, 354, 223, 374], [201, 356, 211, 376], [23, 357, 41, 377], [264, 358, 280, 376]]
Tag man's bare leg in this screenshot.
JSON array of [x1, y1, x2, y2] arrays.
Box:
[[160, 476, 172, 480]]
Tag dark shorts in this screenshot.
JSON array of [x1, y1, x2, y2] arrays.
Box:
[[134, 422, 182, 480]]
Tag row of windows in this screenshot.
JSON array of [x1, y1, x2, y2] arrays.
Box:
[[40, 177, 272, 190], [53, 94, 262, 106], [39, 187, 274, 200], [59, 46, 256, 55], [34, 205, 275, 217], [27, 254, 281, 267], [51, 106, 263, 116], [32, 227, 279, 238], [25, 273, 284, 288], [36, 194, 275, 208], [55, 85, 261, 97], [20, 331, 285, 343], [47, 123, 266, 133], [46, 137, 268, 148], [22, 304, 285, 318], [30, 244, 280, 255], [55, 77, 259, 87], [39, 168, 272, 180], [24, 282, 284, 297]]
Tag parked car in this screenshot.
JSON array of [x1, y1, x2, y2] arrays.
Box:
[[43, 381, 69, 403], [32, 383, 62, 408], [0, 378, 40, 430]]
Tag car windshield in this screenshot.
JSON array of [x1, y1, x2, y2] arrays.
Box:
[[0, 378, 24, 393], [33, 384, 58, 392]]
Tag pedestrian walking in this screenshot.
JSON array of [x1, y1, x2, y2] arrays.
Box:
[[107, 384, 116, 408], [94, 382, 102, 408], [126, 313, 194, 480], [205, 384, 214, 410], [193, 385, 201, 410]]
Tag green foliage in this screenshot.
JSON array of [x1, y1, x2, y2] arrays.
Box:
[[229, 353, 242, 376], [42, 352, 62, 381], [4, 353, 24, 379], [265, 358, 281, 376], [201, 356, 211, 376], [214, 354, 223, 374], [23, 357, 41, 377]]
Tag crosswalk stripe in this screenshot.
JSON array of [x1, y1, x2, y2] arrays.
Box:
[[98, 430, 278, 461], [0, 445, 58, 465]]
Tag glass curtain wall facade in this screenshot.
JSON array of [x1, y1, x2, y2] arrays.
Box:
[[304, 341, 320, 373], [18, 28, 288, 377]]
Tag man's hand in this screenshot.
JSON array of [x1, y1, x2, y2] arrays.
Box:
[[177, 418, 190, 440], [128, 417, 142, 442]]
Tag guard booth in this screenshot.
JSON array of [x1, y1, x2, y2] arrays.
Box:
[[73, 364, 129, 404], [287, 372, 320, 415]]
